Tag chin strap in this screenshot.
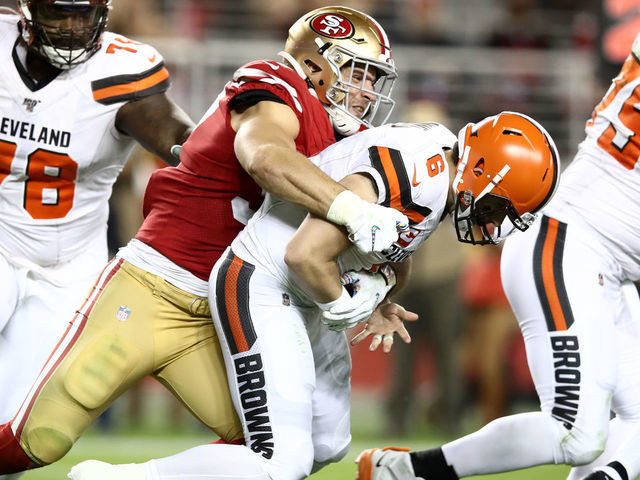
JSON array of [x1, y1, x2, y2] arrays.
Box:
[[325, 104, 361, 136]]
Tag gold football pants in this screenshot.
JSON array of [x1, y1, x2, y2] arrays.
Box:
[[10, 258, 242, 465]]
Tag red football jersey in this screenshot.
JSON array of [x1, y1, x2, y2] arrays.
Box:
[[135, 60, 336, 280]]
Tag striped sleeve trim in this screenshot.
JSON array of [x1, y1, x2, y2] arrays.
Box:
[[91, 62, 170, 105], [368, 146, 432, 224], [533, 216, 575, 331]]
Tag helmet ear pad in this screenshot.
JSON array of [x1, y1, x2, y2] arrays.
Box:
[[303, 59, 340, 103]]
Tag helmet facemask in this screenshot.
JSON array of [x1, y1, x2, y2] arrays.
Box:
[[321, 44, 397, 136], [19, 0, 110, 70], [453, 191, 537, 245]]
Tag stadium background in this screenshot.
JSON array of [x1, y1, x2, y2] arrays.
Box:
[[0, 0, 636, 478]]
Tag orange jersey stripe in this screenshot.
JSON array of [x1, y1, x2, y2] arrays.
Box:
[[92, 67, 169, 102], [540, 218, 568, 331], [223, 256, 250, 353], [405, 210, 426, 224], [376, 146, 403, 212]]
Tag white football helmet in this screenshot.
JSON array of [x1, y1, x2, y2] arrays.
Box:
[[281, 6, 397, 136]]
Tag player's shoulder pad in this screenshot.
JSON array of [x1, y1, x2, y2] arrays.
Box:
[[233, 59, 302, 84], [231, 59, 307, 109], [89, 31, 170, 105], [363, 123, 452, 224], [387, 122, 457, 151]]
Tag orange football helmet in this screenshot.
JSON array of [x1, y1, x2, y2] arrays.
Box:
[[452, 111, 560, 245], [281, 6, 397, 136], [18, 0, 111, 69]]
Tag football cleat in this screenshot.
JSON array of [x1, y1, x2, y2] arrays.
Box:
[[356, 447, 417, 480], [68, 459, 145, 480]]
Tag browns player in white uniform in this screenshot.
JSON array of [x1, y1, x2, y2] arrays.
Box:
[[0, 1, 192, 476], [67, 113, 560, 480], [356, 35, 640, 480], [0, 5, 406, 477]]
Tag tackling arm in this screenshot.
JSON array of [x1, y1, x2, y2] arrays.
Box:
[[115, 93, 194, 167], [232, 100, 344, 219], [232, 101, 408, 254]]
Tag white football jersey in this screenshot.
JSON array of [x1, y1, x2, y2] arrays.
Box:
[[545, 33, 640, 280], [231, 122, 456, 304], [0, 14, 170, 267]]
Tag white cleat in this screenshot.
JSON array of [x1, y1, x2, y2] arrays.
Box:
[[68, 459, 146, 480], [356, 447, 418, 480]]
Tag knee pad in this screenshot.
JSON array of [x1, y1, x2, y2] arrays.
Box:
[[265, 446, 314, 480], [311, 442, 350, 474], [557, 422, 606, 466], [21, 333, 142, 465], [64, 333, 141, 409]]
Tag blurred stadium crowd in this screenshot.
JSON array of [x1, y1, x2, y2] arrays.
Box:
[[0, 0, 632, 438]]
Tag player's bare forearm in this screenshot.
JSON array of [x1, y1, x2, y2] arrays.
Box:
[[248, 143, 345, 218], [388, 257, 412, 295], [115, 93, 194, 166], [285, 213, 350, 303], [232, 101, 345, 218]]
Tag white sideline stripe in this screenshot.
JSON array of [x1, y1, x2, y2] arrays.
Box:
[[11, 259, 122, 434]]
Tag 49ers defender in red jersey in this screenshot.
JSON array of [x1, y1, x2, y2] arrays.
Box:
[[0, 5, 404, 475]]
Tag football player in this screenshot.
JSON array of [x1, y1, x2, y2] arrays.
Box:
[[0, 5, 408, 475], [66, 111, 560, 480], [0, 0, 193, 475], [356, 34, 640, 480]]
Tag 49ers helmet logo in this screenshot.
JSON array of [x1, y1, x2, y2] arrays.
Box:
[[310, 13, 354, 39]]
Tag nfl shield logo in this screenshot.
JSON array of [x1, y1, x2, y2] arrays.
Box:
[[116, 305, 131, 322], [282, 293, 290, 306]]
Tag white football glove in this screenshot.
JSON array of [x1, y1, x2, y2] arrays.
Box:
[[317, 268, 396, 332], [327, 190, 409, 254]]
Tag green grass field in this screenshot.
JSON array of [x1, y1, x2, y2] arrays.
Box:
[[17, 389, 572, 480], [21, 431, 570, 480]]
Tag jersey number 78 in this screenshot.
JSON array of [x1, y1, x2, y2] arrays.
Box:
[[0, 140, 77, 219]]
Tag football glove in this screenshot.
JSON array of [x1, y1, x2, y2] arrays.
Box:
[[318, 268, 396, 332], [327, 190, 409, 254]]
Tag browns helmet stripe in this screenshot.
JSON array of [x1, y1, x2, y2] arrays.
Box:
[[533, 216, 574, 332], [91, 63, 170, 105], [215, 252, 257, 355]]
